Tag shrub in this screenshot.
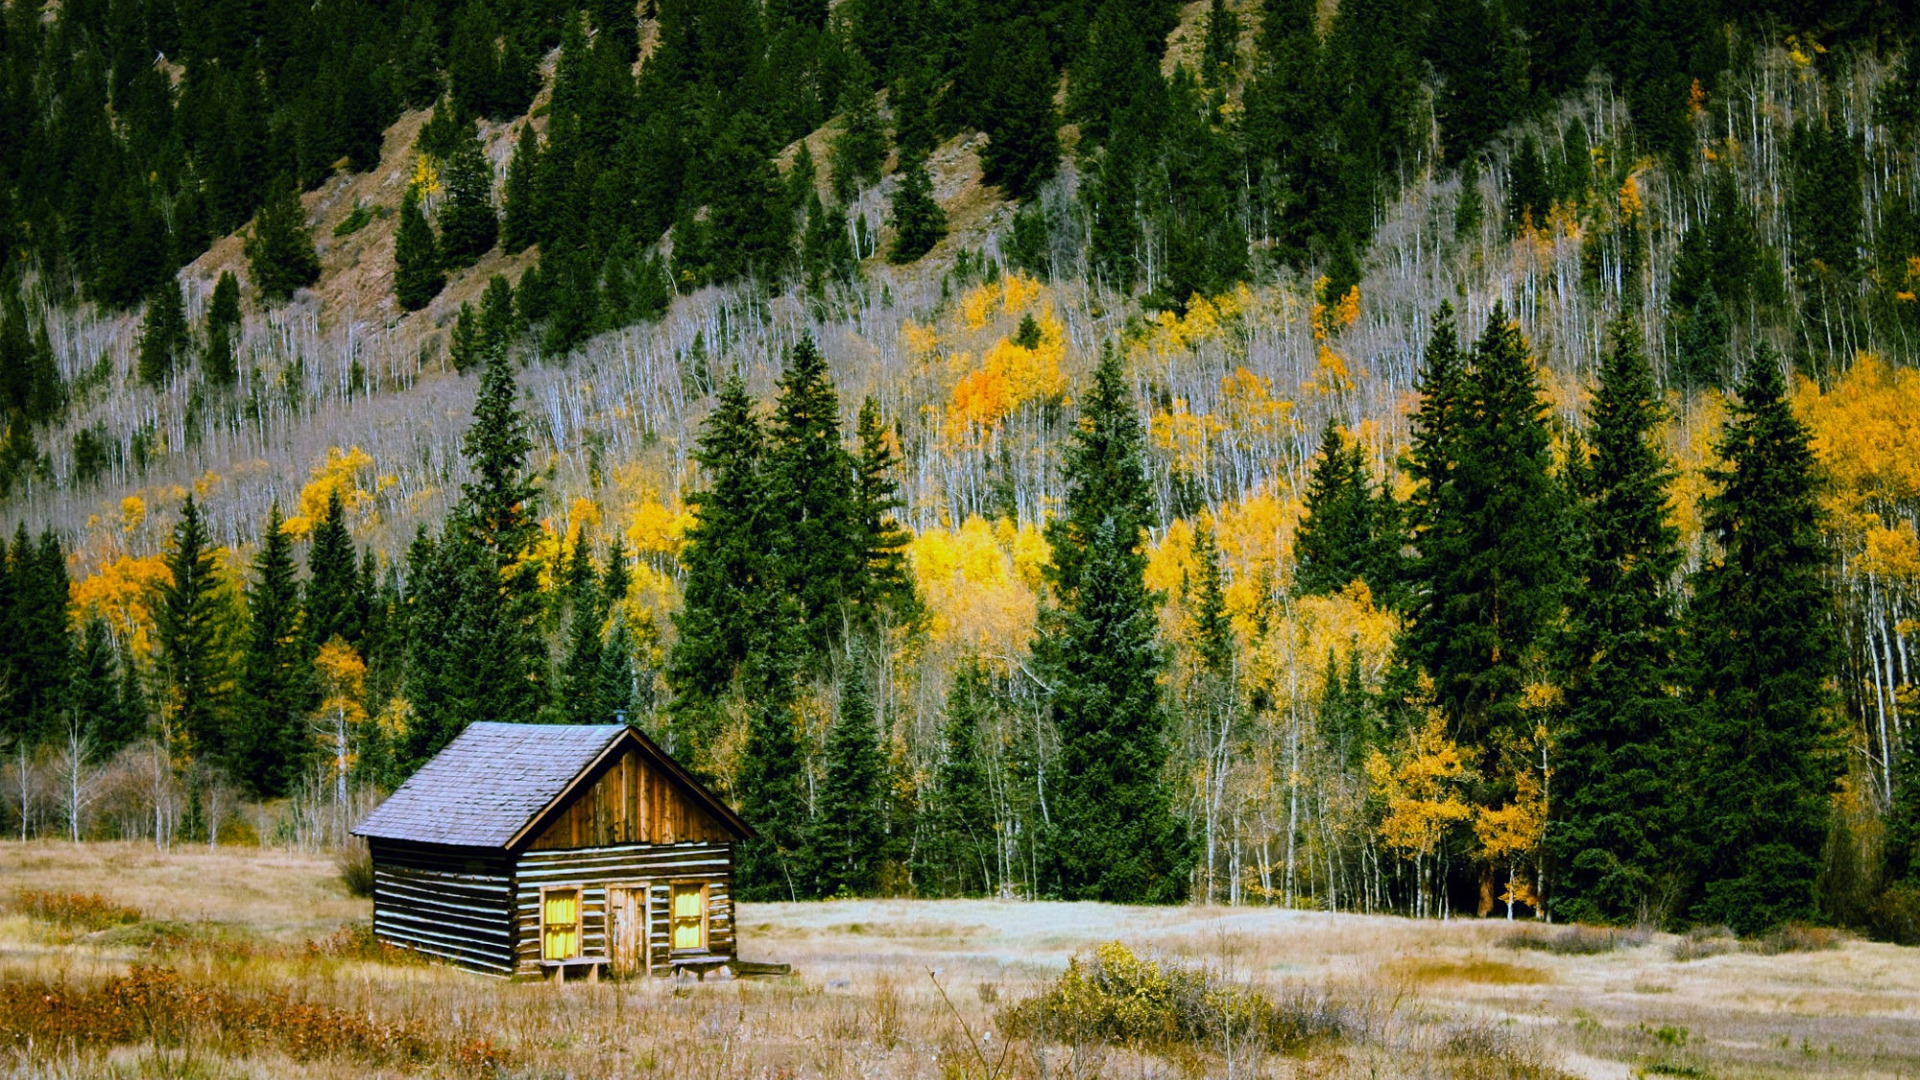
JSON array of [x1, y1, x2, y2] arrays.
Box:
[[8, 888, 141, 931], [1671, 926, 1738, 962], [336, 839, 374, 898], [1870, 882, 1920, 945], [998, 941, 1347, 1055], [1505, 924, 1649, 955], [1747, 922, 1849, 955]]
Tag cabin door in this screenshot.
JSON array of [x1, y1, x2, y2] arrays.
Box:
[[607, 884, 651, 978]]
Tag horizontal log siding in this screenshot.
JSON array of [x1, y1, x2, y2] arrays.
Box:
[[369, 839, 516, 976], [527, 744, 730, 850], [512, 842, 736, 979]]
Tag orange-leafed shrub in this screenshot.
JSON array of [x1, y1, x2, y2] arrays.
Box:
[[7, 888, 141, 931]]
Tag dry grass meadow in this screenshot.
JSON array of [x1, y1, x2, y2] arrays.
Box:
[[2, 842, 1919, 1079]]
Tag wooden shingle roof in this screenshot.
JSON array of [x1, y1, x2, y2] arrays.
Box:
[[353, 722, 753, 849]]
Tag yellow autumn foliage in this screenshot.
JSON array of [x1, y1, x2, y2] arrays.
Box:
[[908, 515, 1048, 650], [285, 446, 394, 537], [1366, 710, 1474, 863], [945, 307, 1067, 440], [69, 554, 172, 656]]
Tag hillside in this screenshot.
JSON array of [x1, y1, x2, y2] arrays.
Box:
[[1, 0, 1920, 943]]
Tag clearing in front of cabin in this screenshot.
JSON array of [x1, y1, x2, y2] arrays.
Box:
[[2, 841, 1918, 1080]]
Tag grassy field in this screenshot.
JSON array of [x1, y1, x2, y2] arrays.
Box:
[[2, 842, 1918, 1079]]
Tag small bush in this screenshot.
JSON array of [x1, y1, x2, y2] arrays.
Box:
[[1671, 926, 1738, 962], [1870, 882, 1920, 945], [1441, 1024, 1581, 1080], [336, 840, 374, 898], [305, 923, 420, 964], [1747, 922, 1849, 955], [998, 941, 1347, 1055], [1506, 925, 1649, 955], [8, 888, 141, 931]]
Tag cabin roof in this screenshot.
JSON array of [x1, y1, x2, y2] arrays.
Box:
[[353, 722, 752, 849]]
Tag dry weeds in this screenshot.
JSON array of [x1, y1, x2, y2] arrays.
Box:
[[2, 841, 1919, 1080]]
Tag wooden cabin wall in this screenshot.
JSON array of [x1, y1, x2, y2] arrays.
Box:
[[512, 842, 735, 979], [369, 839, 516, 976], [526, 744, 731, 851]]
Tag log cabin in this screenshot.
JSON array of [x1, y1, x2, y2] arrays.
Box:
[[352, 721, 755, 982]]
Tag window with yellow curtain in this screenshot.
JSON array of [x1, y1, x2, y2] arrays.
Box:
[[542, 887, 580, 960], [671, 883, 705, 951]]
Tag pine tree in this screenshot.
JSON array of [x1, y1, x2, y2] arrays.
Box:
[[202, 270, 241, 386], [764, 335, 864, 657], [891, 63, 938, 161], [306, 488, 362, 650], [233, 506, 310, 798], [1403, 303, 1566, 758], [802, 194, 859, 292], [559, 556, 608, 724], [1551, 321, 1687, 927], [811, 653, 888, 896], [979, 35, 1059, 201], [73, 616, 141, 756], [1295, 419, 1379, 597], [923, 657, 996, 896], [3, 529, 74, 747], [1038, 344, 1190, 902], [887, 154, 946, 264], [244, 178, 322, 303], [137, 278, 190, 387], [501, 121, 543, 253], [155, 494, 231, 767], [735, 599, 809, 899], [438, 129, 499, 268], [1200, 0, 1240, 88], [829, 59, 888, 202], [667, 376, 773, 758], [1684, 355, 1842, 935], [394, 187, 445, 311], [851, 395, 918, 623]]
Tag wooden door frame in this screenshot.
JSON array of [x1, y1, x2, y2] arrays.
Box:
[[538, 884, 583, 961], [607, 880, 652, 976], [668, 880, 710, 954]]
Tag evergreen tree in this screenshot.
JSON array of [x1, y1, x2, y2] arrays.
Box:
[[811, 653, 888, 896], [979, 35, 1059, 201], [887, 154, 946, 264], [1685, 355, 1842, 935], [244, 178, 322, 303], [137, 278, 190, 387], [394, 187, 445, 311], [1200, 0, 1240, 88], [923, 657, 997, 896], [155, 494, 231, 766], [233, 505, 310, 798], [829, 60, 888, 202], [3, 529, 74, 746], [438, 129, 499, 268], [1403, 303, 1566, 758], [306, 488, 362, 650], [559, 556, 607, 724], [1294, 419, 1382, 597], [852, 395, 917, 623], [802, 194, 859, 291], [1037, 344, 1190, 902], [598, 611, 640, 722], [501, 121, 543, 253], [73, 616, 141, 756], [202, 270, 241, 386], [764, 335, 864, 656], [891, 63, 938, 161], [1551, 321, 1687, 927]]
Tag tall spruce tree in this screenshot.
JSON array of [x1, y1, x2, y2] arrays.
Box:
[[559, 553, 608, 724], [202, 270, 241, 386], [306, 489, 362, 651], [851, 395, 918, 624], [244, 178, 322, 303], [979, 34, 1059, 200], [1551, 321, 1687, 927], [923, 657, 997, 896], [1404, 303, 1566, 757], [1295, 419, 1380, 597], [233, 506, 310, 798], [155, 495, 231, 767], [438, 129, 499, 268], [829, 60, 888, 202], [1037, 343, 1190, 902], [887, 154, 946, 264], [765, 335, 864, 657], [137, 278, 190, 388], [811, 653, 888, 896], [1685, 355, 1842, 935], [394, 187, 445, 311]]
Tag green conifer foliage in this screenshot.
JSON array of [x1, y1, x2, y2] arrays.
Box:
[[1038, 344, 1190, 902], [1552, 322, 1687, 927], [155, 494, 232, 766], [73, 616, 141, 756], [306, 488, 363, 651], [830, 60, 888, 202], [438, 129, 499, 268], [560, 552, 608, 724], [811, 654, 888, 896], [244, 179, 322, 303], [887, 154, 946, 264], [802, 194, 859, 292], [765, 335, 863, 655], [890, 64, 938, 161], [1404, 303, 1566, 755], [233, 506, 310, 798], [1685, 355, 1842, 935], [137, 278, 190, 388], [501, 122, 543, 254], [394, 187, 445, 311], [1294, 420, 1380, 597], [979, 35, 1059, 200], [1200, 0, 1240, 88], [3, 529, 75, 747], [201, 270, 241, 387]]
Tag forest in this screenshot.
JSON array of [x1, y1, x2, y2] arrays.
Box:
[[0, 0, 1919, 940]]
